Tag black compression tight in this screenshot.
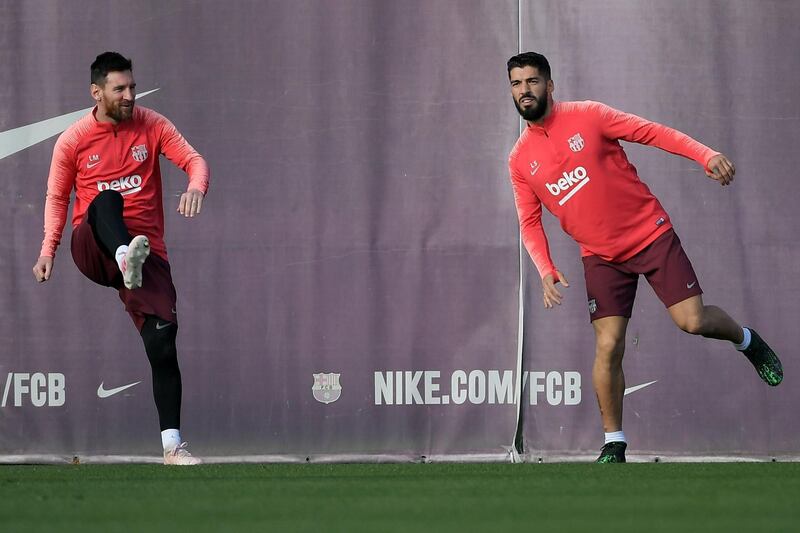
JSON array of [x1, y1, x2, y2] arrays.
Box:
[[140, 315, 182, 431], [87, 190, 131, 258]]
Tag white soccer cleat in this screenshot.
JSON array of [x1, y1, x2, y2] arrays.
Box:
[[122, 235, 150, 289], [163, 442, 202, 466]]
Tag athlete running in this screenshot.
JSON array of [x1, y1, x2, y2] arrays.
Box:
[[32, 51, 208, 465], [506, 52, 783, 463]]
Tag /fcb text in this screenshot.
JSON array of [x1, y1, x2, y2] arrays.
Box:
[[1, 373, 66, 407]]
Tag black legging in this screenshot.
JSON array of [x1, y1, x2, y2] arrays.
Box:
[[140, 315, 182, 431], [87, 190, 131, 258]]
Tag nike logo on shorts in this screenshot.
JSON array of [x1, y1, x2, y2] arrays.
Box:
[[687, 281, 697, 289]]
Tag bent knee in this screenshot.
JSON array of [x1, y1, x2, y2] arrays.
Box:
[[93, 189, 124, 208], [675, 314, 704, 335]]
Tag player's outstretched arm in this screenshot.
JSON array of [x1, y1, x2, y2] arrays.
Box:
[[542, 270, 569, 309], [178, 188, 205, 217], [33, 256, 54, 283], [705, 154, 736, 186]]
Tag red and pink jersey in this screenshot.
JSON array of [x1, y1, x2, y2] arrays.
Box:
[[40, 105, 209, 260], [508, 100, 718, 280]]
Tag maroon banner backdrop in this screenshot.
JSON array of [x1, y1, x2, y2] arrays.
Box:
[[1, 0, 797, 462], [517, 0, 800, 459]]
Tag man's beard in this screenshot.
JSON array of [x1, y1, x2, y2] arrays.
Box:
[[514, 94, 548, 122], [108, 101, 135, 122]]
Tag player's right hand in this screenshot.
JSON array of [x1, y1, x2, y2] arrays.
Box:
[[178, 188, 205, 217], [542, 270, 569, 308], [33, 256, 54, 283]]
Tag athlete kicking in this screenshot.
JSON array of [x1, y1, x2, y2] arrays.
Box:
[[32, 52, 208, 465], [506, 52, 783, 463]]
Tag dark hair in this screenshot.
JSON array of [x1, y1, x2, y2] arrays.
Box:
[[91, 52, 133, 86], [507, 52, 551, 80]]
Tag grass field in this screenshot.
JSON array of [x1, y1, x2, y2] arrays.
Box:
[[1, 463, 798, 532]]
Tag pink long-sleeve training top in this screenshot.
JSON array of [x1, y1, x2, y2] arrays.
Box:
[[41, 105, 209, 260], [508, 100, 718, 280]]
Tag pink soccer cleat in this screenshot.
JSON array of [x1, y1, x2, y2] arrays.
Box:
[[163, 442, 202, 466], [121, 235, 150, 289]]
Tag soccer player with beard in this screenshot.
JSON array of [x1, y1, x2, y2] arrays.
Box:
[[506, 52, 783, 463], [32, 52, 208, 465]]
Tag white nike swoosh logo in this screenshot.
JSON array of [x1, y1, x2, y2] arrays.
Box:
[[0, 89, 159, 160], [623, 380, 658, 396], [97, 381, 141, 398], [156, 321, 172, 330], [687, 281, 697, 289], [86, 161, 101, 168]]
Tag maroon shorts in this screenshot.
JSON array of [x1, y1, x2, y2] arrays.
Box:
[[70, 217, 178, 331], [582, 229, 702, 322]]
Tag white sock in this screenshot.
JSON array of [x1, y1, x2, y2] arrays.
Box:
[[605, 430, 627, 444], [161, 429, 181, 451], [734, 327, 752, 351], [115, 245, 128, 272]]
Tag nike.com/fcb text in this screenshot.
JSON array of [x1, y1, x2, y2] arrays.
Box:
[[374, 370, 581, 406]]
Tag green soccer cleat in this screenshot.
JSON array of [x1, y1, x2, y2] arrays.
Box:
[[742, 328, 783, 386], [596, 441, 627, 463]]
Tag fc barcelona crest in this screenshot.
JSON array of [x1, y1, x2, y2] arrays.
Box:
[[131, 144, 149, 162], [567, 133, 585, 152], [312, 372, 342, 404]]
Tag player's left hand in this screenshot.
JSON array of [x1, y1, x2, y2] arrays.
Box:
[[178, 188, 204, 217], [706, 154, 736, 186]]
